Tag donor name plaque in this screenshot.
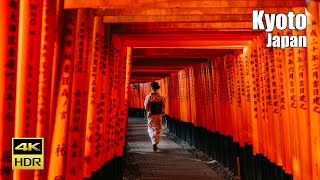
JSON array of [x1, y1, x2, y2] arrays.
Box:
[[252, 10, 307, 48]]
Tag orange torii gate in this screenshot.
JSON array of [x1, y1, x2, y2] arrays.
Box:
[[127, 3, 320, 178]]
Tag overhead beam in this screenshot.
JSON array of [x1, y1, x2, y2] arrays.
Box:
[[132, 62, 205, 66], [132, 58, 208, 63], [103, 15, 252, 23], [130, 80, 163, 83], [132, 62, 206, 67], [65, 0, 305, 9], [118, 33, 258, 40], [132, 65, 192, 69], [130, 80, 159, 83], [131, 74, 168, 77], [96, 7, 294, 16], [130, 75, 168, 79], [120, 32, 263, 37], [115, 22, 252, 29], [131, 72, 171, 76], [113, 28, 263, 33], [124, 39, 248, 48], [132, 48, 232, 58], [130, 80, 162, 83], [131, 69, 179, 73], [111, 22, 256, 34]]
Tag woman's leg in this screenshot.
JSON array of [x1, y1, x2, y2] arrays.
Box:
[[154, 115, 163, 144], [148, 116, 157, 145], [148, 115, 163, 145]]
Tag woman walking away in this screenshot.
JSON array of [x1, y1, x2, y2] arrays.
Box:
[[144, 82, 166, 151]]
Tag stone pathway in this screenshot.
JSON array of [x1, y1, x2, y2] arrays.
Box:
[[127, 117, 223, 180]]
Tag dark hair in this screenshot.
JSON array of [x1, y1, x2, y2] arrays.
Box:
[[151, 82, 160, 90]]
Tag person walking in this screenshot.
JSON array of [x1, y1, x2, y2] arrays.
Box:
[[144, 82, 166, 151]]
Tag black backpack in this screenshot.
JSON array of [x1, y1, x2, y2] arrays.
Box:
[[149, 102, 163, 115]]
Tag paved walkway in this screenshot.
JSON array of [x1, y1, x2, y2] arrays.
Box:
[[127, 117, 223, 180]]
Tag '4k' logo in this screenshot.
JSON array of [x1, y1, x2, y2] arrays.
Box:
[[15, 143, 41, 151]]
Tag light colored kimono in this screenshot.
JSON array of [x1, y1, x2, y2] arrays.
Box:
[[144, 91, 166, 145]]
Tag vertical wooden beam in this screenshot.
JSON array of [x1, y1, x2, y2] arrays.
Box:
[[35, 0, 58, 179], [83, 15, 104, 179], [48, 0, 64, 175], [14, 0, 43, 179], [292, 7, 312, 180], [0, 0, 19, 179], [47, 10, 77, 180], [307, 1, 320, 179]]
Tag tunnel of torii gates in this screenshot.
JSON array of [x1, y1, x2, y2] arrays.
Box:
[[1, 0, 320, 180]]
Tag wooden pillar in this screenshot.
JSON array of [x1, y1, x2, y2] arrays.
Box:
[[64, 9, 94, 180], [307, 1, 320, 179], [123, 47, 132, 138], [82, 16, 104, 179], [0, 0, 19, 179], [48, 0, 64, 161], [116, 38, 129, 156], [247, 40, 260, 155], [242, 48, 252, 146], [273, 29, 293, 174], [293, 7, 312, 180], [35, 0, 58, 179], [14, 0, 43, 179], [47, 10, 77, 180]]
